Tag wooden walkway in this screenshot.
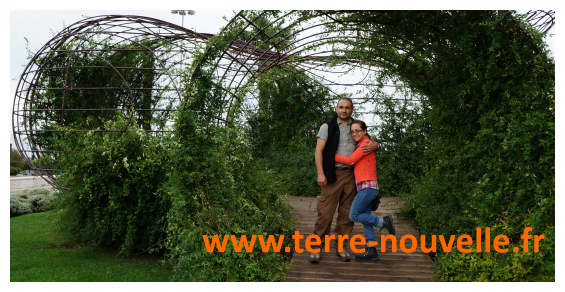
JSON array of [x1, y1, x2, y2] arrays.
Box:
[[284, 196, 437, 282]]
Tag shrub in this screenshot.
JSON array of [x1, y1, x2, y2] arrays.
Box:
[[434, 226, 555, 281], [245, 66, 335, 198], [10, 196, 20, 217], [252, 147, 319, 197], [52, 115, 171, 255], [162, 103, 296, 281], [10, 188, 57, 217], [327, 11, 555, 281], [10, 166, 21, 176], [11, 196, 32, 216], [10, 148, 25, 169]]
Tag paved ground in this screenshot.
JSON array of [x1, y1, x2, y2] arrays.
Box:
[[10, 176, 54, 194], [284, 196, 437, 282]]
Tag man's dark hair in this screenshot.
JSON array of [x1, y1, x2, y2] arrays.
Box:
[[337, 97, 354, 108]]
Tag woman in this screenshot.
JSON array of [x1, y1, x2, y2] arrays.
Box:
[[334, 120, 396, 261]]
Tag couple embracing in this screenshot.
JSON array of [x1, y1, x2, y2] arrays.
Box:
[[310, 97, 396, 263]]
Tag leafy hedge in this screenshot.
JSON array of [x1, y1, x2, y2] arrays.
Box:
[[51, 32, 297, 280], [10, 167, 22, 176], [52, 115, 171, 255], [11, 148, 25, 170], [37, 10, 554, 282], [372, 89, 430, 198], [325, 10, 554, 281], [160, 31, 297, 278], [10, 188, 57, 217], [162, 106, 296, 280], [246, 67, 335, 197]]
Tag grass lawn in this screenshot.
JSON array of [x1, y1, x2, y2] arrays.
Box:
[[10, 212, 172, 281]]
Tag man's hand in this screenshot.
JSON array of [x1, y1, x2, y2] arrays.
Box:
[[317, 174, 328, 187], [315, 137, 327, 187], [361, 139, 379, 154]]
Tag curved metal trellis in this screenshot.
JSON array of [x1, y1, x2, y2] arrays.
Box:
[[526, 10, 555, 34], [185, 10, 557, 127], [13, 11, 555, 187], [12, 15, 216, 186]]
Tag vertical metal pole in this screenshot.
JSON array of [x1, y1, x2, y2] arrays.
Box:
[[181, 15, 184, 72]]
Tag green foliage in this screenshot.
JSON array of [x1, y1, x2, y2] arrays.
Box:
[[162, 71, 296, 281], [158, 27, 297, 279], [23, 159, 32, 171], [52, 114, 171, 255], [10, 188, 57, 217], [10, 197, 19, 216], [254, 148, 321, 198], [433, 226, 555, 281], [25, 33, 176, 155], [245, 67, 335, 197], [373, 88, 430, 198], [10, 148, 24, 169], [36, 12, 297, 281], [10, 166, 22, 176], [27, 10, 554, 282], [323, 10, 554, 281]]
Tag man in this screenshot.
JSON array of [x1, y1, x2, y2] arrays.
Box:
[[310, 97, 379, 263]]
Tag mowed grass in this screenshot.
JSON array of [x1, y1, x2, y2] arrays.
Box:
[[10, 212, 172, 281]]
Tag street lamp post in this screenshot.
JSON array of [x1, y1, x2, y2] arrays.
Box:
[[170, 10, 195, 75], [171, 10, 195, 28]]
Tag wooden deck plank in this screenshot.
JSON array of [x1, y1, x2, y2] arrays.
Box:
[[283, 196, 437, 282]]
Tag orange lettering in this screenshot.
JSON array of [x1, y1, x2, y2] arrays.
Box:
[[400, 235, 417, 253], [493, 235, 509, 253], [337, 235, 349, 252], [325, 234, 336, 253], [420, 235, 436, 253], [534, 235, 545, 252], [439, 235, 456, 252], [381, 234, 397, 252], [203, 235, 229, 253], [476, 228, 482, 252], [230, 235, 256, 253], [304, 234, 321, 253], [258, 235, 284, 252], [350, 234, 365, 253], [457, 235, 473, 253]]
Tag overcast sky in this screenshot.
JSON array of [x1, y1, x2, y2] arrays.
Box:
[[9, 10, 236, 149], [7, 9, 556, 149]]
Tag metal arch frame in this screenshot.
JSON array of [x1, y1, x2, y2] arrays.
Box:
[[12, 11, 555, 187], [186, 10, 556, 125], [195, 11, 402, 125], [12, 15, 212, 187], [525, 10, 555, 34]]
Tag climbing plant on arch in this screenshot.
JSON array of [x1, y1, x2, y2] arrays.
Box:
[[175, 10, 554, 281], [321, 11, 555, 281], [24, 10, 553, 281]]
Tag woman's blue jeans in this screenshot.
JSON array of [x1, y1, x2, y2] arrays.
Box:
[[349, 188, 382, 247]]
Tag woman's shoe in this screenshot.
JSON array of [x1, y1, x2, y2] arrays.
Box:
[[355, 247, 379, 261], [380, 215, 396, 236]]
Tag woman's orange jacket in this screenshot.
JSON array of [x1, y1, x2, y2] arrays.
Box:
[[334, 135, 378, 184]]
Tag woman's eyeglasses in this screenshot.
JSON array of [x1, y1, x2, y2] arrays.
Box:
[[349, 129, 364, 135]]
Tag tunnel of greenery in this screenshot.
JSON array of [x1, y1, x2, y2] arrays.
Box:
[[28, 11, 554, 281]]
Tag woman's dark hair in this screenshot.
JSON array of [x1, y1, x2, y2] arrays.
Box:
[[352, 120, 371, 139]]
